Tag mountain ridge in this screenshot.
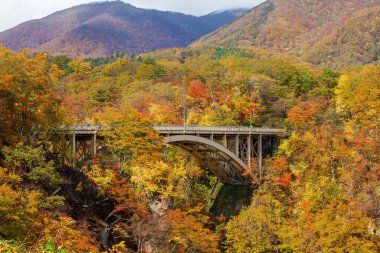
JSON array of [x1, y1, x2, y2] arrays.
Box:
[[193, 0, 380, 69], [0, 1, 249, 58]]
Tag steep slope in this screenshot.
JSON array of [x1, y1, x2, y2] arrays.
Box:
[[194, 0, 380, 69], [303, 5, 380, 68], [0, 1, 247, 58]]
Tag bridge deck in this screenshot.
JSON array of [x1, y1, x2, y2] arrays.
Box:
[[154, 126, 285, 135], [60, 125, 285, 135], [59, 125, 101, 135]]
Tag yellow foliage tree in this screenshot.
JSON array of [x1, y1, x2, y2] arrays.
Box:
[[0, 167, 40, 239], [335, 65, 380, 135], [95, 106, 162, 161], [130, 160, 187, 199], [0, 46, 64, 145]]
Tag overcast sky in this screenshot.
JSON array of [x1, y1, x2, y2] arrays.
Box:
[[0, 0, 265, 32]]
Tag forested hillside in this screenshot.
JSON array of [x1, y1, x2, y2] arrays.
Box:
[[194, 0, 380, 69], [0, 44, 379, 252], [0, 1, 247, 58]]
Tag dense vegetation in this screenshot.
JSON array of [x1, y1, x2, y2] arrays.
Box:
[[0, 43, 379, 253]]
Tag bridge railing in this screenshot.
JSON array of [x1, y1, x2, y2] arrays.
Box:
[[153, 126, 286, 135], [57, 125, 286, 135]]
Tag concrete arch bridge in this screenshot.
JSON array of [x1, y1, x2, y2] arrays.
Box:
[[50, 125, 285, 185]]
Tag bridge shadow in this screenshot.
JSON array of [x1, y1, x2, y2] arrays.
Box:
[[209, 184, 256, 219]]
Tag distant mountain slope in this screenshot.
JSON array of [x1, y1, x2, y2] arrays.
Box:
[[0, 1, 248, 58], [194, 0, 380, 69], [303, 5, 380, 68]]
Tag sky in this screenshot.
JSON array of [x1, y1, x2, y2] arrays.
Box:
[[0, 0, 265, 32]]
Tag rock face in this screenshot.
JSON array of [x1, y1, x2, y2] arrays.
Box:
[[193, 0, 380, 69], [0, 1, 248, 58]]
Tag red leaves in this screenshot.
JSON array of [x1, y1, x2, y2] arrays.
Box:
[[300, 200, 310, 210], [274, 157, 293, 188], [349, 136, 377, 155], [274, 157, 289, 171], [288, 98, 327, 128], [188, 80, 207, 101], [278, 172, 293, 187]]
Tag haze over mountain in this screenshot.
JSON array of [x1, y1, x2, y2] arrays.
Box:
[[194, 0, 380, 69], [0, 1, 248, 58]]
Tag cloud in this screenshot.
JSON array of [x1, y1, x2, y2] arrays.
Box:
[[125, 0, 262, 15], [0, 0, 265, 32]]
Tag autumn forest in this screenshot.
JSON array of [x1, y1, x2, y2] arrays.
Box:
[[0, 0, 379, 252]]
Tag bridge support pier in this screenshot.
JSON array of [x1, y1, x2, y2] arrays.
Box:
[[248, 134, 252, 169], [258, 134, 262, 179], [235, 135, 239, 158], [48, 126, 100, 167], [72, 133, 76, 166], [93, 133, 97, 155]]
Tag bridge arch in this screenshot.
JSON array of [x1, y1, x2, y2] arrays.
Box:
[[164, 135, 256, 185]]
